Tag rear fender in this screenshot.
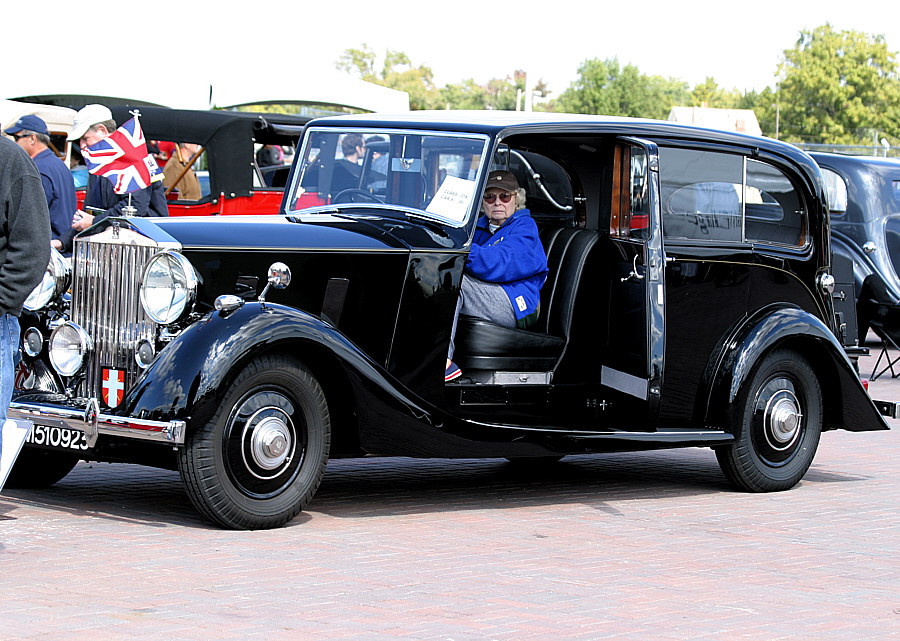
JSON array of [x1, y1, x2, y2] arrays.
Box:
[[705, 306, 889, 434]]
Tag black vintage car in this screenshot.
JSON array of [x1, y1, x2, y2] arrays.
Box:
[[10, 112, 892, 529], [811, 152, 900, 342]]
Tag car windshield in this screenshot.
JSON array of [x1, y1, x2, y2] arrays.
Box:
[[285, 128, 490, 226]]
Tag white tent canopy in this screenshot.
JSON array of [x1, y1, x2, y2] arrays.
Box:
[[5, 69, 409, 113], [0, 99, 76, 133]]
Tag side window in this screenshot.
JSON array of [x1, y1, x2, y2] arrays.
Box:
[[821, 167, 848, 215], [744, 159, 806, 247], [659, 148, 743, 242]]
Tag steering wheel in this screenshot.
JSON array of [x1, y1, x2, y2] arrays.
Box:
[[332, 189, 383, 204]]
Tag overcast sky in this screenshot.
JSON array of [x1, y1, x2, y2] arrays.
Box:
[[6, 0, 900, 102]]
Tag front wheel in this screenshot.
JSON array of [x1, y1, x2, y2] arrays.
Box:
[[715, 349, 822, 492], [178, 355, 331, 529], [5, 449, 79, 488]]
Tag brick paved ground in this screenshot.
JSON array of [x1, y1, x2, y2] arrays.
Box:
[[1, 343, 899, 640]]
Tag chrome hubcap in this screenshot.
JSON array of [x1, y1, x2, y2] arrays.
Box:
[[764, 390, 802, 451], [243, 409, 294, 478]]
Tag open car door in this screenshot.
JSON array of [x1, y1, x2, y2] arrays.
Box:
[[600, 139, 665, 430]]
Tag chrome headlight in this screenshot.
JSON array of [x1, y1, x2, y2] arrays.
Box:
[[49, 322, 92, 377], [139, 251, 198, 325], [24, 248, 70, 311]]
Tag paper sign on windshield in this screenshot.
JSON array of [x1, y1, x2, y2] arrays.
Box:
[[425, 176, 476, 223]]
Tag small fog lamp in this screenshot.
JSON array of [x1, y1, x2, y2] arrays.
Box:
[[23, 327, 43, 357], [135, 339, 156, 369]]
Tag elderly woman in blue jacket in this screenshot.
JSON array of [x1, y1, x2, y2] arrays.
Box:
[[446, 170, 548, 381]]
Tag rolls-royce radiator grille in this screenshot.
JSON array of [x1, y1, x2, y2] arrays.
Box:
[[70, 230, 160, 401]]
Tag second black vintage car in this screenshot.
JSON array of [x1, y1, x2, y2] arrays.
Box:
[[811, 152, 900, 344], [10, 112, 892, 529]]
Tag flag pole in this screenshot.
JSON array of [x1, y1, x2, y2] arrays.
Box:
[[121, 108, 142, 216], [122, 193, 137, 216]]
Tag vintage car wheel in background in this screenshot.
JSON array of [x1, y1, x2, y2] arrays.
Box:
[[177, 355, 331, 530], [716, 349, 823, 492], [5, 449, 80, 489]]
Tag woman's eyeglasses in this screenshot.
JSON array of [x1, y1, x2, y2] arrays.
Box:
[[483, 191, 514, 204]]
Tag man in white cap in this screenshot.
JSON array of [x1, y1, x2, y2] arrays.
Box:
[[68, 104, 167, 232]]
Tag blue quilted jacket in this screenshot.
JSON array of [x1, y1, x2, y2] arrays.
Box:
[[467, 209, 548, 326]]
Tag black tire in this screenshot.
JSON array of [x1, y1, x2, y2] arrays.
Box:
[[716, 349, 822, 492], [5, 449, 79, 488], [178, 355, 331, 529]]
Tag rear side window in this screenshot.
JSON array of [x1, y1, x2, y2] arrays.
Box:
[[660, 147, 806, 247], [744, 159, 806, 246], [660, 148, 742, 242]]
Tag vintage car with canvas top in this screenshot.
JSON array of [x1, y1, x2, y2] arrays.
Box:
[[71, 106, 310, 215], [9, 112, 893, 529]]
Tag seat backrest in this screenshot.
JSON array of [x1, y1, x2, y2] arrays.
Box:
[[534, 227, 599, 337]]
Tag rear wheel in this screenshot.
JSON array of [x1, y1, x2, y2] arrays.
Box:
[[5, 449, 79, 488], [178, 355, 330, 529], [716, 349, 822, 492]]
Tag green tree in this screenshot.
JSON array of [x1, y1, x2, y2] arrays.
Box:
[[335, 44, 378, 82], [439, 79, 491, 110], [552, 58, 689, 119], [691, 77, 743, 109], [777, 24, 900, 145], [736, 88, 780, 138], [336, 45, 440, 110], [441, 70, 549, 111]]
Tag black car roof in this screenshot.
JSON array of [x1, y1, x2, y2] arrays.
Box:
[[308, 110, 820, 181], [811, 151, 900, 173], [309, 110, 775, 146]]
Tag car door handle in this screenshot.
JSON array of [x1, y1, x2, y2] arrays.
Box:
[[621, 255, 645, 282]]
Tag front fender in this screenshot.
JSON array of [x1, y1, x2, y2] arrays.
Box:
[[705, 305, 889, 433], [121, 302, 434, 429]]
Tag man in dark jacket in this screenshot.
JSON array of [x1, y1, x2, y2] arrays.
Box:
[[4, 115, 76, 253], [0, 136, 51, 457], [68, 104, 167, 232]]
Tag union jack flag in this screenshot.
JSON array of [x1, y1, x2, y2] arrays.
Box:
[[82, 115, 163, 194]]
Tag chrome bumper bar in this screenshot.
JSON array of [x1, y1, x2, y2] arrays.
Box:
[[9, 398, 186, 447]]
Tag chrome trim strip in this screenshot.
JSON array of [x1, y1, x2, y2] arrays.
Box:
[[601, 365, 649, 400], [9, 400, 186, 445]]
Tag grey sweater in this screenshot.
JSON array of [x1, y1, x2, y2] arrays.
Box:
[[0, 137, 51, 317]]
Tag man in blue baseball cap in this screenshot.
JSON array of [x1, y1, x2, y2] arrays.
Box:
[[4, 115, 75, 254]]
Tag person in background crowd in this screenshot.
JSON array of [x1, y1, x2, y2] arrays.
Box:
[[4, 115, 76, 254], [150, 140, 175, 166], [68, 104, 167, 232], [0, 136, 51, 459], [163, 142, 202, 200], [256, 144, 284, 168], [331, 133, 366, 194]]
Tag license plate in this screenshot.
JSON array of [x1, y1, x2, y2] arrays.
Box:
[[25, 424, 89, 451]]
